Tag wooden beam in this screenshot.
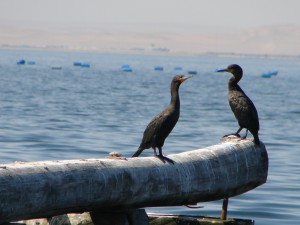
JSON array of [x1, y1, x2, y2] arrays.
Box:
[[0, 139, 268, 223], [220, 198, 229, 220]]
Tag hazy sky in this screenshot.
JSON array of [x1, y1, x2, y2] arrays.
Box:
[[1, 0, 300, 31]]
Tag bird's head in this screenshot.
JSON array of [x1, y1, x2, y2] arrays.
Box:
[[217, 64, 243, 81], [172, 75, 192, 86]]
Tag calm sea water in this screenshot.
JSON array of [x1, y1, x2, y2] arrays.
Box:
[[0, 49, 299, 224]]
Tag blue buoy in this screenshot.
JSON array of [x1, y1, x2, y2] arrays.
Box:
[[122, 67, 132, 72], [81, 63, 90, 68], [51, 65, 62, 70], [261, 70, 278, 78], [27, 61, 36, 65], [174, 66, 182, 71], [73, 62, 82, 66], [154, 66, 164, 71], [121, 64, 132, 72], [261, 73, 271, 78], [122, 64, 131, 68], [17, 59, 26, 65], [268, 70, 278, 76], [188, 70, 197, 75]]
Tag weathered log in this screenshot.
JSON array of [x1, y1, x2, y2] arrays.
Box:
[[0, 138, 268, 223]]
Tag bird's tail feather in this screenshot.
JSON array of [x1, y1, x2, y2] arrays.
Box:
[[132, 148, 143, 157]]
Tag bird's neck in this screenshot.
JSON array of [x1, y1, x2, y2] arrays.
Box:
[[228, 76, 241, 91], [170, 85, 180, 108]]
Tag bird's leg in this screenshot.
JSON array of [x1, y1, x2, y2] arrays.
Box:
[[155, 147, 166, 163], [241, 129, 248, 139], [234, 127, 243, 137], [157, 147, 174, 164], [158, 147, 163, 157], [154, 148, 167, 163], [223, 127, 242, 138], [153, 147, 158, 156]]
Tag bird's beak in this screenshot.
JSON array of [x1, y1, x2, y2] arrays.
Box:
[[216, 68, 228, 73], [180, 75, 192, 83]]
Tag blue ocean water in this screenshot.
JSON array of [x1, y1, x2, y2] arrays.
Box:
[[0, 49, 299, 224]]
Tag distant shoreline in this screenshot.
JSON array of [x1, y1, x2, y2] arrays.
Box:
[[1, 45, 300, 60], [1, 24, 300, 57]]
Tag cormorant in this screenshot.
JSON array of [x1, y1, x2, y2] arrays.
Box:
[[132, 75, 192, 162], [217, 64, 260, 145]]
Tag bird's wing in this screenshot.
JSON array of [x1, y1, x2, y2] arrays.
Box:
[[245, 96, 260, 130], [229, 93, 259, 129], [138, 109, 174, 149]]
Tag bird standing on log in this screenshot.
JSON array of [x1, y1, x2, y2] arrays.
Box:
[[217, 64, 260, 145], [132, 75, 192, 162]]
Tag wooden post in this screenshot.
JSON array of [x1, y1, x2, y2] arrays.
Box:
[[220, 198, 229, 220], [0, 139, 268, 224]]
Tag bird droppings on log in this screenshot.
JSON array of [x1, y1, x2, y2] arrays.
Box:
[[4, 212, 254, 225]]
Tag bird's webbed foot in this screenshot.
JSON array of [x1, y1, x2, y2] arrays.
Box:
[[163, 156, 175, 164], [155, 155, 166, 163], [224, 127, 243, 138], [156, 155, 174, 164]]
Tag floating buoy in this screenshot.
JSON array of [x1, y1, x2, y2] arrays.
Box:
[[261, 70, 278, 78], [154, 66, 164, 71], [73, 62, 90, 68], [73, 62, 82, 66], [268, 70, 278, 76], [121, 64, 132, 72], [188, 70, 197, 75], [17, 59, 26, 65], [174, 66, 182, 71], [27, 61, 36, 65], [51, 66, 62, 70], [81, 63, 90, 68], [122, 67, 133, 72], [121, 64, 131, 69]]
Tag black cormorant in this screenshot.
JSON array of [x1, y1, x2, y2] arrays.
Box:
[[217, 64, 260, 145], [132, 75, 192, 162]]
